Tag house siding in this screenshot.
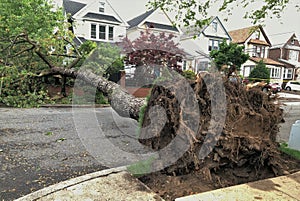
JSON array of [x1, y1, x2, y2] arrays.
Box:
[[269, 48, 281, 60]]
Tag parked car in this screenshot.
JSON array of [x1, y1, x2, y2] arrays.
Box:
[[246, 81, 281, 94], [285, 81, 300, 91], [268, 83, 282, 94]]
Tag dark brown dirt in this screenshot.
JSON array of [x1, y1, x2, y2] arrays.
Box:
[[138, 72, 300, 201]]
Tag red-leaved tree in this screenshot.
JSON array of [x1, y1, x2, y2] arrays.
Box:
[[120, 30, 185, 86]]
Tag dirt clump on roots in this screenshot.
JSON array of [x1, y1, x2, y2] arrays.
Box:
[[138, 73, 300, 201]]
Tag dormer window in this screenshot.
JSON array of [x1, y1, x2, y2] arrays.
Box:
[[291, 39, 295, 45], [254, 31, 260, 39], [99, 2, 105, 13]]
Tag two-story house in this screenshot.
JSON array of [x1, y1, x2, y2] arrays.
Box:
[[269, 33, 300, 83], [179, 16, 232, 72], [228, 25, 285, 84], [62, 0, 128, 45], [126, 8, 182, 43]]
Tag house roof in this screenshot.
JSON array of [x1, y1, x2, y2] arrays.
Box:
[[269, 32, 296, 48], [127, 9, 155, 29], [144, 21, 178, 32], [279, 59, 300, 68], [249, 57, 285, 66], [83, 12, 121, 23], [248, 39, 270, 46], [228, 25, 271, 45], [181, 16, 231, 41], [73, 36, 86, 46], [63, 0, 86, 16], [179, 39, 210, 59]]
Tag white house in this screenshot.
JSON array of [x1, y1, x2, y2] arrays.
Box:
[[179, 16, 232, 72], [62, 0, 128, 45], [228, 25, 285, 84], [269, 32, 300, 82], [126, 8, 182, 43]]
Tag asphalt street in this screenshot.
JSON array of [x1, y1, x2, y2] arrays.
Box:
[[0, 107, 149, 200], [0, 98, 299, 200]]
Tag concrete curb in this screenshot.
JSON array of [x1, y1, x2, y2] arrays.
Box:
[[40, 104, 111, 108], [15, 166, 127, 201]]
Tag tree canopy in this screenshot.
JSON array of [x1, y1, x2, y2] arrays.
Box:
[[150, 0, 298, 27], [210, 40, 249, 77], [249, 60, 270, 82]]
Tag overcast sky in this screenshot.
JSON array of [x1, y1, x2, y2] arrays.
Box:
[[109, 0, 300, 37]]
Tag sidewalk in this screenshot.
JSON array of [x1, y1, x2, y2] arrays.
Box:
[[16, 166, 300, 201], [15, 166, 163, 201], [177, 171, 300, 201]]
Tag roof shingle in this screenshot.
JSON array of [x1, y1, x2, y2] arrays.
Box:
[[144, 21, 178, 32], [83, 12, 121, 23], [229, 26, 259, 44], [127, 9, 155, 29], [63, 0, 86, 16], [250, 57, 285, 66]]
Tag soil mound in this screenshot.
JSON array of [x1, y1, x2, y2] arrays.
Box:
[[138, 73, 300, 200]]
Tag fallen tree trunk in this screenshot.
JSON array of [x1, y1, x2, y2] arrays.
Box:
[[51, 66, 145, 120]]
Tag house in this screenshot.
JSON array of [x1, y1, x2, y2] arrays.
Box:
[[62, 0, 128, 45], [179, 16, 232, 72], [228, 25, 285, 84], [126, 8, 182, 43], [268, 32, 300, 83]]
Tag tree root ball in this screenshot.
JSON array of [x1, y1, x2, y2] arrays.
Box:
[[139, 73, 291, 182]]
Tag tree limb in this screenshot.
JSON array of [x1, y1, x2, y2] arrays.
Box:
[[51, 66, 146, 120]]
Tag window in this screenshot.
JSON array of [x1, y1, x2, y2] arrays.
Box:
[[208, 40, 220, 51], [270, 67, 281, 79], [291, 39, 295, 45], [197, 61, 209, 72], [183, 61, 187, 71], [261, 46, 266, 58], [212, 21, 217, 32], [99, 25, 106, 40], [91, 24, 96, 39], [283, 68, 293, 79], [108, 26, 114, 40], [289, 50, 299, 61], [99, 2, 105, 12], [254, 31, 260, 39], [244, 65, 256, 77]]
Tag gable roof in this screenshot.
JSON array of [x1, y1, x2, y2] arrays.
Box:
[[228, 25, 271, 45], [269, 32, 298, 48], [83, 12, 121, 23], [127, 9, 155, 29], [181, 16, 231, 40], [63, 0, 86, 16]]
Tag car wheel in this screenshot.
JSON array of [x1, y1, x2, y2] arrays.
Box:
[[286, 87, 291, 91]]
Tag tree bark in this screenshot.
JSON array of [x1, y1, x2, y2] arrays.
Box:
[[51, 67, 145, 120]]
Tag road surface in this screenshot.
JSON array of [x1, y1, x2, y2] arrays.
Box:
[[0, 100, 299, 200]]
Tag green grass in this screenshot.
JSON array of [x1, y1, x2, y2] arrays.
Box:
[[127, 156, 156, 177], [279, 142, 300, 160]]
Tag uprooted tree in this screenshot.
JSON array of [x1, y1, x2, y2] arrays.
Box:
[[0, 0, 298, 184]]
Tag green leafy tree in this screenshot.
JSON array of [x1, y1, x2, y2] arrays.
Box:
[[249, 60, 270, 82], [0, 0, 75, 106], [210, 40, 249, 77]]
